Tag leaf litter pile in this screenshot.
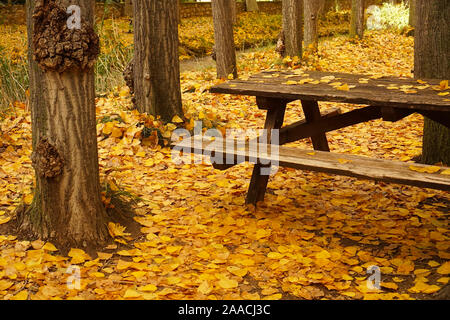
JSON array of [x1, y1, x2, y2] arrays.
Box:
[[0, 31, 449, 300]]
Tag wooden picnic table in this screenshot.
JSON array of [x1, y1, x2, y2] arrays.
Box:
[[186, 70, 450, 204]]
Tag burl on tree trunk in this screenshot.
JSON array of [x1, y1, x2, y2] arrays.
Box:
[[16, 0, 110, 250]]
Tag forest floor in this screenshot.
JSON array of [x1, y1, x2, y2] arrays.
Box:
[[0, 26, 449, 300]]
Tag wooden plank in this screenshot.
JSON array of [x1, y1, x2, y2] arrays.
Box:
[[214, 107, 342, 170], [173, 136, 450, 192], [301, 100, 330, 152], [381, 107, 415, 122], [279, 105, 382, 145], [210, 70, 450, 112], [416, 110, 450, 128]]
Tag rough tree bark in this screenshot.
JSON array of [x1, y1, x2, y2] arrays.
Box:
[[304, 0, 324, 52], [211, 0, 238, 79], [282, 0, 303, 58], [414, 0, 450, 165], [133, 0, 183, 122], [231, 0, 237, 25], [22, 0, 109, 249], [350, 0, 365, 39], [246, 0, 259, 12]]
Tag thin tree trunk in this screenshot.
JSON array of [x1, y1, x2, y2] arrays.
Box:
[[23, 0, 109, 249], [304, 0, 323, 52], [246, 0, 259, 12], [133, 0, 183, 122], [350, 0, 365, 38], [409, 0, 415, 27], [212, 0, 238, 79], [414, 0, 450, 165], [282, 0, 303, 58], [124, 0, 133, 16]]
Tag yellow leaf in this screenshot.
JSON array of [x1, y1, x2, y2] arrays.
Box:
[[338, 158, 352, 164], [263, 293, 282, 300], [0, 280, 13, 291], [381, 282, 398, 290], [218, 278, 238, 289], [267, 252, 283, 259], [23, 193, 33, 205], [439, 80, 449, 90], [197, 281, 212, 295], [123, 288, 142, 299], [409, 165, 441, 174], [172, 115, 184, 123], [42, 242, 58, 252], [441, 169, 450, 175], [255, 229, 271, 240], [428, 261, 440, 267], [284, 80, 298, 85], [167, 276, 181, 285], [437, 277, 449, 284], [102, 122, 115, 135], [11, 290, 28, 300], [316, 250, 331, 259], [68, 248, 89, 264], [0, 216, 11, 225], [227, 266, 248, 277], [337, 84, 350, 91], [197, 251, 210, 259], [438, 92, 449, 96], [108, 222, 131, 238], [228, 74, 235, 80], [437, 262, 450, 275], [408, 281, 440, 294], [138, 284, 158, 292]]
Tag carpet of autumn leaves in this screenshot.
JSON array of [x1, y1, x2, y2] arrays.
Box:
[[1, 22, 450, 300]]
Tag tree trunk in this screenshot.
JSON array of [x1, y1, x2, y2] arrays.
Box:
[[282, 0, 303, 58], [350, 0, 365, 38], [124, 0, 133, 16], [246, 0, 259, 12], [231, 0, 237, 25], [414, 0, 450, 165], [211, 0, 238, 79], [304, 0, 323, 52], [409, 0, 415, 27], [133, 0, 183, 122], [23, 0, 109, 249]]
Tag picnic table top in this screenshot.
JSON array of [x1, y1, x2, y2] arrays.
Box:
[[210, 70, 450, 112]]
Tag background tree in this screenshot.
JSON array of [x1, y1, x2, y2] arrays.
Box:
[[133, 0, 183, 122], [304, 0, 324, 52], [21, 0, 109, 249], [124, 0, 132, 16], [408, 0, 415, 27], [245, 0, 259, 12], [350, 0, 365, 38], [414, 0, 449, 165], [281, 0, 303, 58], [211, 0, 237, 79]]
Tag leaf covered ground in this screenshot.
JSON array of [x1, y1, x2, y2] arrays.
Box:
[[0, 29, 449, 300]]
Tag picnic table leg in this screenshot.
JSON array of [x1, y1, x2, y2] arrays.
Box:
[[246, 100, 287, 205], [301, 100, 330, 152]]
